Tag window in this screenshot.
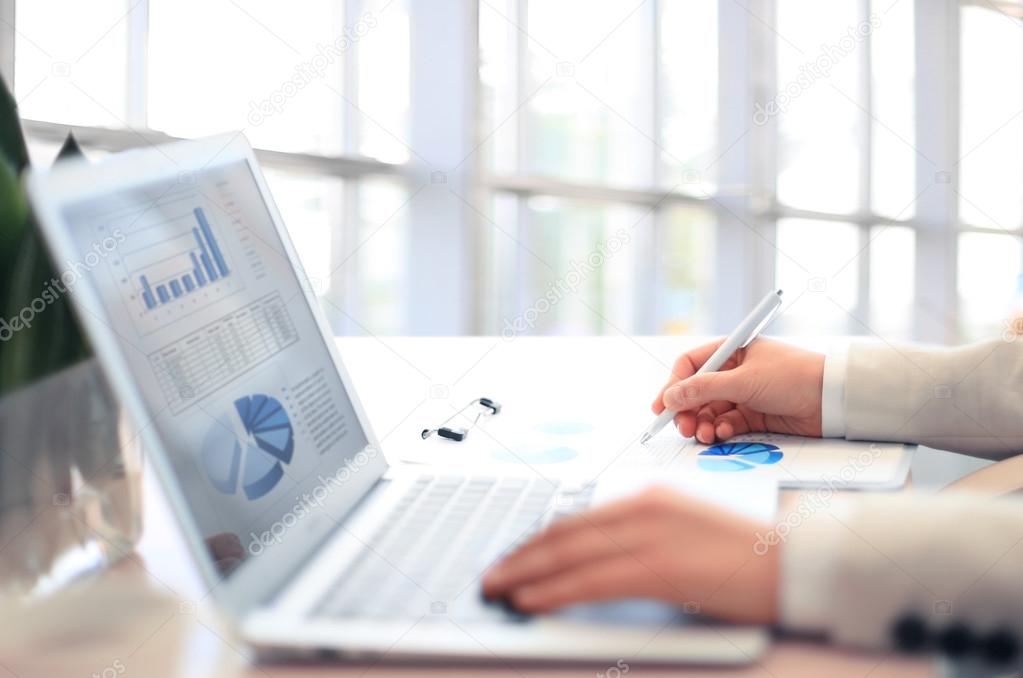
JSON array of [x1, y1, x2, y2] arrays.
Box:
[[869, 225, 916, 339], [479, 0, 907, 339], [958, 2, 1023, 341], [776, 1, 864, 217], [7, 0, 410, 336], [773, 219, 860, 335], [14, 0, 129, 128], [765, 0, 920, 338], [958, 232, 1023, 339], [4, 0, 1022, 343], [479, 0, 719, 336], [481, 0, 1022, 344]]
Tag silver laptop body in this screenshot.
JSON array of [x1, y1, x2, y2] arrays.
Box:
[[26, 133, 769, 666]]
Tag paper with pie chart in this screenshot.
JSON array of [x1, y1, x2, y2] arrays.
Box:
[[400, 410, 914, 488], [202, 394, 295, 501], [680, 433, 914, 489], [537, 427, 913, 490], [697, 442, 784, 472]]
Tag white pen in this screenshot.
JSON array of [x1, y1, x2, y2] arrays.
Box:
[[640, 289, 784, 445]]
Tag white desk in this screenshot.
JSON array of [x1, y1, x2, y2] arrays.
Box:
[[112, 337, 967, 676], [336, 335, 988, 488]]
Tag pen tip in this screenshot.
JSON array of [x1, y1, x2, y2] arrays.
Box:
[[639, 432, 652, 445], [776, 289, 784, 296]]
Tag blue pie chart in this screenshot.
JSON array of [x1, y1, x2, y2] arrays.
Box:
[[202, 394, 294, 500], [697, 442, 782, 473]]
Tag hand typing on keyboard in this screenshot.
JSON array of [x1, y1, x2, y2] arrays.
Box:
[[481, 486, 779, 625], [316, 475, 592, 622]]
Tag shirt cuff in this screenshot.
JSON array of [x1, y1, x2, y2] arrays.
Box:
[[820, 353, 847, 438]]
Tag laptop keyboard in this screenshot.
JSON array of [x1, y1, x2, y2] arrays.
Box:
[[314, 475, 593, 622]]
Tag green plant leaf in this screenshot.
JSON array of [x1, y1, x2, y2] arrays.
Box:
[[0, 80, 92, 395], [0, 213, 91, 394], [0, 75, 29, 174], [0, 160, 28, 254]]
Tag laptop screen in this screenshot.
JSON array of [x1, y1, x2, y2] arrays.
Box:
[[59, 158, 379, 580]]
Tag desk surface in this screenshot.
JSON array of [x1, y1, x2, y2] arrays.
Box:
[[56, 336, 980, 677]]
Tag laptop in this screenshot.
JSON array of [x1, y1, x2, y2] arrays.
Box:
[[26, 133, 771, 665]]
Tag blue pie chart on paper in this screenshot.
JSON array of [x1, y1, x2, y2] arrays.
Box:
[[202, 394, 294, 500], [697, 442, 782, 473]]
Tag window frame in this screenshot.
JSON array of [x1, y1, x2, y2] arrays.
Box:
[[479, 0, 1014, 344], [0, 0, 13, 84], [3, 0, 1019, 341], [0, 0, 429, 331]]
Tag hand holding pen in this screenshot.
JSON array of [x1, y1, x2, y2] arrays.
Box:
[[645, 290, 829, 444]]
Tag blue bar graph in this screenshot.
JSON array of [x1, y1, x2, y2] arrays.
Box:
[[193, 228, 218, 283], [202, 253, 217, 281], [140, 275, 156, 310], [190, 253, 207, 286], [136, 205, 233, 312], [194, 208, 229, 277]]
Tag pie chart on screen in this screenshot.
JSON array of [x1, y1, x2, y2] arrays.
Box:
[[697, 442, 782, 473], [202, 394, 294, 500]]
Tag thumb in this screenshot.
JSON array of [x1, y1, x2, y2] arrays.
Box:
[[662, 370, 748, 412]]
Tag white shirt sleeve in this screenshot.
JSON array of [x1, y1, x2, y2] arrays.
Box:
[[820, 353, 847, 438]]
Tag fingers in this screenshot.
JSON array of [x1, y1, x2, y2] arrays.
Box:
[[712, 409, 752, 440], [504, 554, 659, 613], [484, 489, 681, 597], [663, 370, 749, 413], [206, 532, 246, 562], [695, 401, 733, 443], [206, 532, 247, 575], [505, 490, 655, 554], [482, 520, 648, 597], [674, 410, 696, 438], [671, 398, 732, 441], [651, 340, 727, 413], [695, 413, 715, 443]]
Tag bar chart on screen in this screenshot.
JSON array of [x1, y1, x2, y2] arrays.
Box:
[[136, 206, 232, 310], [95, 189, 256, 336]]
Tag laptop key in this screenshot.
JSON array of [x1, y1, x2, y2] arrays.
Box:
[[314, 474, 588, 622]]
